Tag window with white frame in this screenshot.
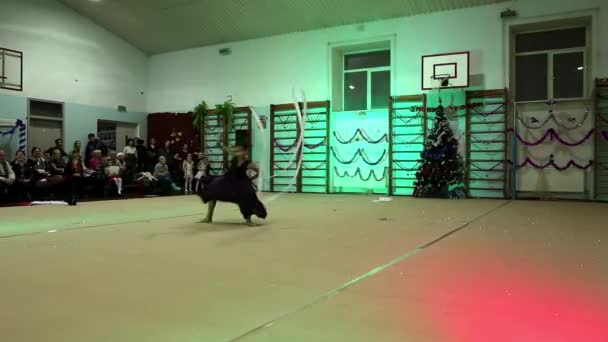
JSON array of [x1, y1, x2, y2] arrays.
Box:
[[343, 50, 391, 111], [514, 26, 587, 102]]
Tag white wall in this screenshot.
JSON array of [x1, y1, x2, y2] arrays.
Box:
[[0, 0, 148, 112], [0, 0, 149, 157], [147, 0, 607, 197], [147, 0, 607, 113]]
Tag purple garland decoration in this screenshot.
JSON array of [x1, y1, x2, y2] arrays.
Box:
[[273, 137, 299, 152], [304, 138, 326, 150], [602, 131, 608, 142], [331, 147, 387, 165], [509, 157, 593, 171], [333, 167, 387, 182], [273, 137, 326, 151], [509, 128, 594, 147], [333, 129, 388, 144]]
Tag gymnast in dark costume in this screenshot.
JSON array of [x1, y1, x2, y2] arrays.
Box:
[[197, 143, 267, 226]]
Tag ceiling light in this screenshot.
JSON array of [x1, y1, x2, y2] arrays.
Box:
[[577, 66, 584, 70], [349, 85, 355, 90]]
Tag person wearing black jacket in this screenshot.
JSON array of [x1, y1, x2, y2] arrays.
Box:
[[146, 138, 159, 172], [85, 133, 108, 166], [10, 150, 32, 202], [135, 138, 147, 172]]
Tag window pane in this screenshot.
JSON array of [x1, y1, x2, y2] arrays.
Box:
[[516, 54, 548, 101], [553, 52, 584, 99], [344, 71, 367, 111], [29, 100, 63, 118], [344, 50, 390, 70], [516, 27, 586, 53], [371, 70, 390, 109]]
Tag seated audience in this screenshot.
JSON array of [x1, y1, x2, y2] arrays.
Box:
[[28, 147, 50, 186], [146, 138, 159, 172], [64, 150, 85, 206], [85, 133, 108, 165], [154, 156, 181, 192], [123, 138, 138, 171], [10, 150, 32, 202], [45, 139, 68, 160], [48, 148, 67, 186], [106, 151, 126, 195], [135, 138, 147, 171], [0, 149, 16, 201], [73, 140, 83, 155]]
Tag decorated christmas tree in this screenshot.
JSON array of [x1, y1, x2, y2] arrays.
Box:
[[413, 104, 464, 198]]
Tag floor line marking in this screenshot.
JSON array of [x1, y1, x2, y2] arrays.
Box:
[[0, 213, 203, 240], [229, 200, 512, 341]]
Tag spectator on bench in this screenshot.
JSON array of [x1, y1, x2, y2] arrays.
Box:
[[154, 156, 181, 192], [11, 150, 32, 202], [106, 151, 125, 195], [85, 133, 108, 166], [45, 138, 68, 160], [48, 148, 66, 188], [73, 140, 83, 155], [28, 147, 50, 188], [0, 149, 16, 201], [65, 150, 85, 206]]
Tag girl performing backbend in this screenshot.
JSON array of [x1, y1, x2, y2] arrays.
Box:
[[198, 144, 267, 226]]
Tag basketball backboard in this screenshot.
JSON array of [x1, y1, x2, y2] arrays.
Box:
[[422, 51, 469, 90], [0, 47, 23, 92]]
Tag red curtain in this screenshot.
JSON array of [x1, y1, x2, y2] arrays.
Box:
[[147, 112, 201, 152]]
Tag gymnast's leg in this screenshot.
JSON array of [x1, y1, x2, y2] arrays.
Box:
[[199, 200, 216, 223]]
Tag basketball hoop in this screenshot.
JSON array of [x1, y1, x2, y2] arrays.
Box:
[[431, 74, 452, 87], [422, 51, 470, 91]]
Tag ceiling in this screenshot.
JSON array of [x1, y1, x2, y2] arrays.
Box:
[[58, 0, 509, 55]]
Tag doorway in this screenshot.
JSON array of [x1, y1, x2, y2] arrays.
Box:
[[28, 99, 64, 156], [97, 120, 138, 153]]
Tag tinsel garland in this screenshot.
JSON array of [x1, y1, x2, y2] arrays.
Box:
[[509, 128, 594, 147], [410, 102, 485, 114], [509, 157, 593, 170], [469, 161, 504, 172], [516, 105, 591, 130], [330, 147, 387, 165], [303, 138, 326, 150], [421, 145, 455, 159], [273, 137, 326, 151], [333, 166, 387, 182], [273, 139, 298, 152], [333, 129, 388, 144], [303, 161, 326, 170], [392, 111, 424, 125], [0, 119, 27, 151]]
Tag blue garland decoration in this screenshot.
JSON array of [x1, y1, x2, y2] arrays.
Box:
[[332, 129, 388, 144], [0, 119, 27, 151], [333, 166, 387, 182], [421, 145, 454, 160], [330, 147, 387, 165]]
